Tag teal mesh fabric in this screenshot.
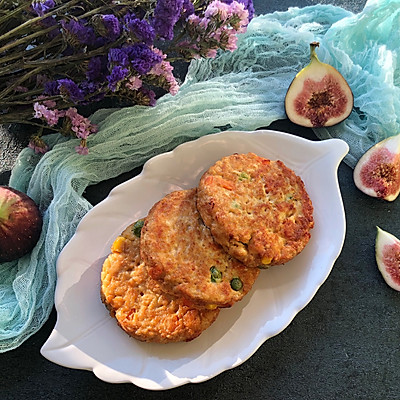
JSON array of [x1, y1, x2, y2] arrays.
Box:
[[315, 0, 400, 167], [1, 0, 399, 352]]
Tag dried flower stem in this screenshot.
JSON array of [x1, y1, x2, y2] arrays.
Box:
[[0, 67, 43, 100], [77, 0, 156, 20], [0, 25, 62, 54], [0, 37, 64, 75], [0, 1, 81, 41], [0, 3, 29, 28]]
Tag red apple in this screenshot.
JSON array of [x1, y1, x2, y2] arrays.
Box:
[[0, 186, 42, 262]]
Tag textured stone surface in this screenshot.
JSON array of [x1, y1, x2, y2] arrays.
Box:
[[0, 125, 29, 183]]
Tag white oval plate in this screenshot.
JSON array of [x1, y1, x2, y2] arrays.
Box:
[[41, 130, 349, 390]]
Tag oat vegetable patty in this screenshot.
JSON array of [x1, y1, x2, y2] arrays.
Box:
[[197, 153, 314, 268], [101, 222, 219, 343], [140, 189, 259, 308]]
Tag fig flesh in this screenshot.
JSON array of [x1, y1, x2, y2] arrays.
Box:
[[376, 226, 400, 291], [285, 42, 353, 128], [353, 133, 400, 201], [0, 186, 42, 262]]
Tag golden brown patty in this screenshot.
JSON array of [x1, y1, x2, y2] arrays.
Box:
[[197, 153, 314, 268], [140, 189, 259, 309], [100, 222, 220, 343]]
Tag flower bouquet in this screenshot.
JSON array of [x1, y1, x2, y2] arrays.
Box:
[[0, 0, 253, 154]]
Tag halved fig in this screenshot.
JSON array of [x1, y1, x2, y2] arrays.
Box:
[[285, 42, 353, 128], [376, 226, 400, 291], [353, 133, 400, 201]]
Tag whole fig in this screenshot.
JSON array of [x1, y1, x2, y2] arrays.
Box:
[[0, 186, 42, 262]]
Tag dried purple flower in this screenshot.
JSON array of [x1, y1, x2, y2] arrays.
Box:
[[183, 0, 249, 58], [123, 44, 162, 75], [80, 80, 105, 103], [33, 102, 61, 126], [61, 19, 96, 47], [152, 0, 184, 40], [16, 0, 252, 156], [221, 0, 254, 20], [86, 56, 107, 81], [65, 108, 98, 140], [182, 0, 195, 18], [39, 16, 60, 39], [151, 48, 179, 95], [31, 0, 55, 17], [75, 140, 89, 155], [92, 14, 121, 41], [108, 48, 129, 67], [43, 80, 58, 96], [107, 65, 130, 91], [125, 76, 143, 90], [28, 135, 49, 154], [123, 13, 156, 46], [57, 79, 85, 103], [139, 87, 157, 106]]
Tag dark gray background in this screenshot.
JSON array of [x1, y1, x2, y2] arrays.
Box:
[[4, 1, 400, 400]]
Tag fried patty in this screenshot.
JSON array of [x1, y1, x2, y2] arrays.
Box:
[[100, 222, 220, 343], [140, 189, 259, 309], [197, 153, 314, 268]]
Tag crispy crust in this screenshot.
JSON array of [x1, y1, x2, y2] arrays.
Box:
[[100, 223, 219, 343], [197, 153, 314, 268], [140, 189, 259, 308]]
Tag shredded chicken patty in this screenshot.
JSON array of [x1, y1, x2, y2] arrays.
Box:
[[101, 222, 219, 343], [197, 152, 314, 268]]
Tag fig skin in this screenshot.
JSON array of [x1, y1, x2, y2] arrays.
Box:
[[376, 226, 400, 291], [285, 42, 354, 128], [353, 133, 400, 201], [0, 186, 42, 262]]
